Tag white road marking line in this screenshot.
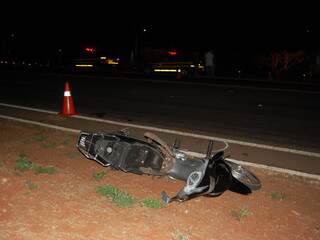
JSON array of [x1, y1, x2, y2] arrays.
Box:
[[0, 114, 79, 133], [181, 150, 320, 181], [0, 103, 58, 114], [0, 114, 319, 181], [74, 115, 320, 158], [1, 102, 320, 158]]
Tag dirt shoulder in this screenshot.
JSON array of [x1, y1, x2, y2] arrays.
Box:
[[0, 119, 320, 240]]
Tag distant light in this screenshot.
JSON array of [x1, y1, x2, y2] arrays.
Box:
[[168, 51, 177, 56], [107, 59, 119, 65], [85, 47, 95, 53], [75, 64, 93, 67], [154, 69, 177, 72], [100, 56, 106, 59], [143, 28, 147, 32]]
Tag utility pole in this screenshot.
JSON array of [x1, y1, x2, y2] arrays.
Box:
[[132, 24, 148, 70]]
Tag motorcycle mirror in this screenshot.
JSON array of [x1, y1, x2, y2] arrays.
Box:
[[206, 140, 214, 158], [173, 138, 181, 149]]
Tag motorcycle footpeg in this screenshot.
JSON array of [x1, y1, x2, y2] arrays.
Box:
[[161, 191, 172, 204]]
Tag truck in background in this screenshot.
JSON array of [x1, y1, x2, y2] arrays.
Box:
[[140, 47, 205, 79]]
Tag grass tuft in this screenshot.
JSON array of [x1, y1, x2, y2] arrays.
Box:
[[92, 171, 107, 181], [32, 133, 47, 142], [270, 191, 286, 200], [231, 207, 252, 221], [97, 185, 135, 207], [33, 165, 57, 175], [140, 198, 164, 208], [171, 229, 189, 240], [26, 180, 38, 190], [15, 154, 57, 174], [15, 154, 33, 171]]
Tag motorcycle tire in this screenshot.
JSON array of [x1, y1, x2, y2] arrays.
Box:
[[226, 161, 261, 191]]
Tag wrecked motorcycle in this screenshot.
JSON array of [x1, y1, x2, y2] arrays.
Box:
[[76, 130, 261, 204]]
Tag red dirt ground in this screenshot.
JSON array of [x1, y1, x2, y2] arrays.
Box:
[[0, 119, 319, 240]]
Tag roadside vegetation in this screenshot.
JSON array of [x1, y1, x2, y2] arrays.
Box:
[[96, 184, 164, 209], [25, 180, 38, 190], [15, 153, 57, 175], [96, 185, 136, 207], [140, 198, 164, 209], [270, 191, 286, 200], [171, 228, 190, 240], [230, 207, 253, 221], [92, 171, 107, 181]]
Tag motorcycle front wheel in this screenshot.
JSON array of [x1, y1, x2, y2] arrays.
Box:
[[225, 160, 261, 191]]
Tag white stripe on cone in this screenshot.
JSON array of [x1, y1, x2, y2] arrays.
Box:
[[64, 91, 71, 97]]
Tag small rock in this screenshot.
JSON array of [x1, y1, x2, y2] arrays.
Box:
[[291, 210, 301, 216], [1, 178, 8, 184]]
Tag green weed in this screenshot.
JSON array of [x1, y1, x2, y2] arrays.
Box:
[[270, 191, 286, 200], [97, 185, 135, 207], [140, 198, 164, 209], [92, 171, 107, 181], [26, 180, 38, 190], [171, 229, 189, 240], [32, 133, 47, 142], [231, 207, 253, 221], [15, 154, 57, 175], [33, 165, 57, 175], [15, 154, 33, 171]]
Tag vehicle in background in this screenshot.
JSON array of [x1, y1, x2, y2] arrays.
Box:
[[141, 48, 205, 79], [71, 47, 120, 72]]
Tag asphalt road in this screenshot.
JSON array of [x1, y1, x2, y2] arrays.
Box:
[[1, 69, 320, 153]]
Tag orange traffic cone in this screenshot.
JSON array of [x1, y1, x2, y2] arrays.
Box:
[[59, 82, 76, 116]]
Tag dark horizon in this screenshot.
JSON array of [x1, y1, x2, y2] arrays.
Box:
[[2, 3, 319, 62]]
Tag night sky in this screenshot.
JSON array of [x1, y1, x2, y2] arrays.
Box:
[[2, 2, 319, 59]]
